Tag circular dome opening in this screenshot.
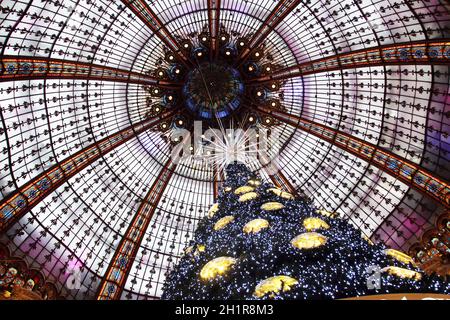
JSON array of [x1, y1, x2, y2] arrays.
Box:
[[182, 63, 244, 120]]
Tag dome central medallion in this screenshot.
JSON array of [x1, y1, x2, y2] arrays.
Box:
[[145, 30, 285, 133], [182, 63, 244, 120]]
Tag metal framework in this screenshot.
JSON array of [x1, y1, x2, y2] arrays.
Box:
[[0, 109, 178, 232], [0, 56, 178, 88], [1, 0, 450, 300], [254, 106, 450, 209], [258, 152, 298, 196], [247, 40, 450, 84], [96, 159, 176, 300], [207, 0, 222, 58], [236, 0, 302, 66], [121, 0, 194, 68], [212, 164, 221, 200], [267, 169, 298, 197]]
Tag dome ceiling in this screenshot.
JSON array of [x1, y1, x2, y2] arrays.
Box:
[[0, 0, 449, 299]]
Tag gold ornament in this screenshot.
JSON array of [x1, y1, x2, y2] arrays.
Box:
[[200, 257, 237, 280], [224, 187, 232, 192], [261, 202, 285, 211], [267, 188, 294, 200], [239, 192, 259, 202], [243, 219, 270, 234], [208, 203, 219, 218], [303, 217, 330, 231], [234, 186, 254, 195], [384, 249, 415, 265], [381, 266, 422, 281], [254, 275, 298, 298], [248, 179, 262, 187], [317, 209, 336, 218], [214, 215, 235, 231], [291, 232, 328, 249], [184, 244, 206, 256]]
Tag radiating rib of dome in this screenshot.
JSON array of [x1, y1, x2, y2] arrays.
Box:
[[207, 0, 222, 58], [246, 40, 450, 84], [0, 109, 178, 232], [236, 0, 302, 66], [259, 153, 298, 197], [120, 0, 193, 67], [267, 170, 298, 197], [96, 159, 176, 300], [212, 165, 225, 200], [0, 56, 178, 88], [254, 105, 450, 209]]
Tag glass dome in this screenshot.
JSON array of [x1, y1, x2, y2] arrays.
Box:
[[0, 0, 449, 299]]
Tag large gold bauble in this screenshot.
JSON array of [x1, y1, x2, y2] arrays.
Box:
[[317, 209, 336, 218], [184, 244, 206, 256], [381, 266, 422, 281], [200, 257, 237, 280], [214, 216, 235, 231], [267, 187, 280, 193], [291, 232, 328, 249], [239, 192, 259, 202], [254, 275, 299, 298], [303, 217, 330, 231], [208, 203, 219, 218], [248, 179, 262, 187], [267, 188, 294, 200], [243, 219, 270, 234], [234, 186, 254, 195], [384, 249, 415, 265], [261, 202, 285, 211]]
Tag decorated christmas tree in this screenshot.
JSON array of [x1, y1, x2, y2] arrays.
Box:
[[162, 163, 449, 299]]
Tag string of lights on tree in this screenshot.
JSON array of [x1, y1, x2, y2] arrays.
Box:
[[162, 163, 450, 299]]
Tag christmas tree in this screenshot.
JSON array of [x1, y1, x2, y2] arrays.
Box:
[[162, 163, 450, 299]]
